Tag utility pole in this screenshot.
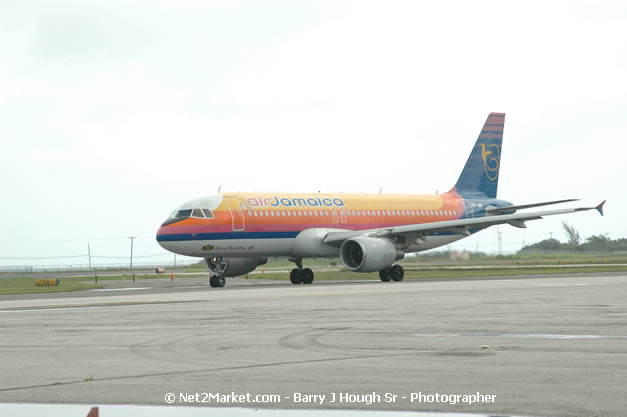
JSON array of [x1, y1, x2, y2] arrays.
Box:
[[87, 242, 92, 271], [605, 232, 609, 253], [128, 236, 136, 270]]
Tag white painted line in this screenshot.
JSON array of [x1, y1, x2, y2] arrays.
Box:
[[536, 283, 591, 287], [412, 332, 625, 340]]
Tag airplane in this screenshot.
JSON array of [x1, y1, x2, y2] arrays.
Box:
[[156, 113, 605, 288]]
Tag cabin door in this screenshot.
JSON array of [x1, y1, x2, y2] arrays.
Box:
[[225, 198, 245, 231]]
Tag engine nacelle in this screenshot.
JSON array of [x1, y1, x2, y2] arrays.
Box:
[[340, 237, 402, 272], [205, 257, 267, 277]]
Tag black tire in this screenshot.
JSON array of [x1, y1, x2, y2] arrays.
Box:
[[390, 264, 404, 281], [290, 268, 302, 284], [379, 267, 392, 282], [210, 275, 226, 288], [209, 275, 219, 288], [216, 275, 226, 287], [301, 268, 314, 284]]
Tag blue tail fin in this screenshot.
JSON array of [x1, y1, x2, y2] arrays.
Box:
[[450, 112, 505, 198]]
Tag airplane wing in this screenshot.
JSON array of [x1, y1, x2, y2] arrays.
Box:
[[323, 200, 606, 247]]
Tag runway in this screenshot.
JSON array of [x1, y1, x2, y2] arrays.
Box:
[[0, 273, 626, 417]]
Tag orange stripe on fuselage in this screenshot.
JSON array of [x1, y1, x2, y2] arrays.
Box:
[[211, 192, 464, 230], [160, 192, 465, 233]]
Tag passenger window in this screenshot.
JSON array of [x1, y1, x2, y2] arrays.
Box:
[[254, 211, 258, 217]]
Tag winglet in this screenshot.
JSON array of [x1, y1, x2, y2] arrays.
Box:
[[596, 200, 606, 216]]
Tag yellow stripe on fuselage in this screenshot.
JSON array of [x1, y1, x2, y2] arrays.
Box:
[[220, 193, 452, 211]]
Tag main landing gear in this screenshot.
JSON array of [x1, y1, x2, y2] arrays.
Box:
[[209, 275, 225, 288], [289, 257, 314, 285], [378, 264, 404, 282]]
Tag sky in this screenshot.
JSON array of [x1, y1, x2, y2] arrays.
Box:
[[1, 0, 626, 268]]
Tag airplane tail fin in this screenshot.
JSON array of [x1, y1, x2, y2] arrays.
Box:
[[449, 112, 505, 199]]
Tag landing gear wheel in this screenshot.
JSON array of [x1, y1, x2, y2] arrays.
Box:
[[301, 268, 314, 284], [390, 264, 404, 281], [379, 267, 392, 282], [210, 275, 226, 288], [290, 268, 302, 284]]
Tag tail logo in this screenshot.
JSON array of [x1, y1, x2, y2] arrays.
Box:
[[479, 143, 500, 181]]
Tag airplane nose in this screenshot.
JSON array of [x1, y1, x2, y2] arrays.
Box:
[[156, 225, 183, 254], [156, 226, 168, 248]]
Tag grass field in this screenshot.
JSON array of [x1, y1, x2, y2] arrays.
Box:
[[180, 253, 627, 271], [252, 265, 627, 281], [1, 262, 626, 295], [0, 273, 208, 295]]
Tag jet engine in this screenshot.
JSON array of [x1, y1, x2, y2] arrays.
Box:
[[340, 237, 403, 272], [205, 257, 268, 277]]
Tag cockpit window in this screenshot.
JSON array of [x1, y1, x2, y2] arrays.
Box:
[[163, 208, 214, 226], [175, 209, 193, 218]]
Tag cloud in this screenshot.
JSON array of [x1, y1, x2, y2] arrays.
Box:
[[0, 0, 625, 262]]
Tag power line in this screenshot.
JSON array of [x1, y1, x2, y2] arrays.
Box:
[[0, 255, 87, 260], [0, 252, 172, 260], [91, 253, 172, 259]]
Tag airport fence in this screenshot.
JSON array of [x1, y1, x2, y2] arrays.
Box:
[[0, 259, 201, 273]]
